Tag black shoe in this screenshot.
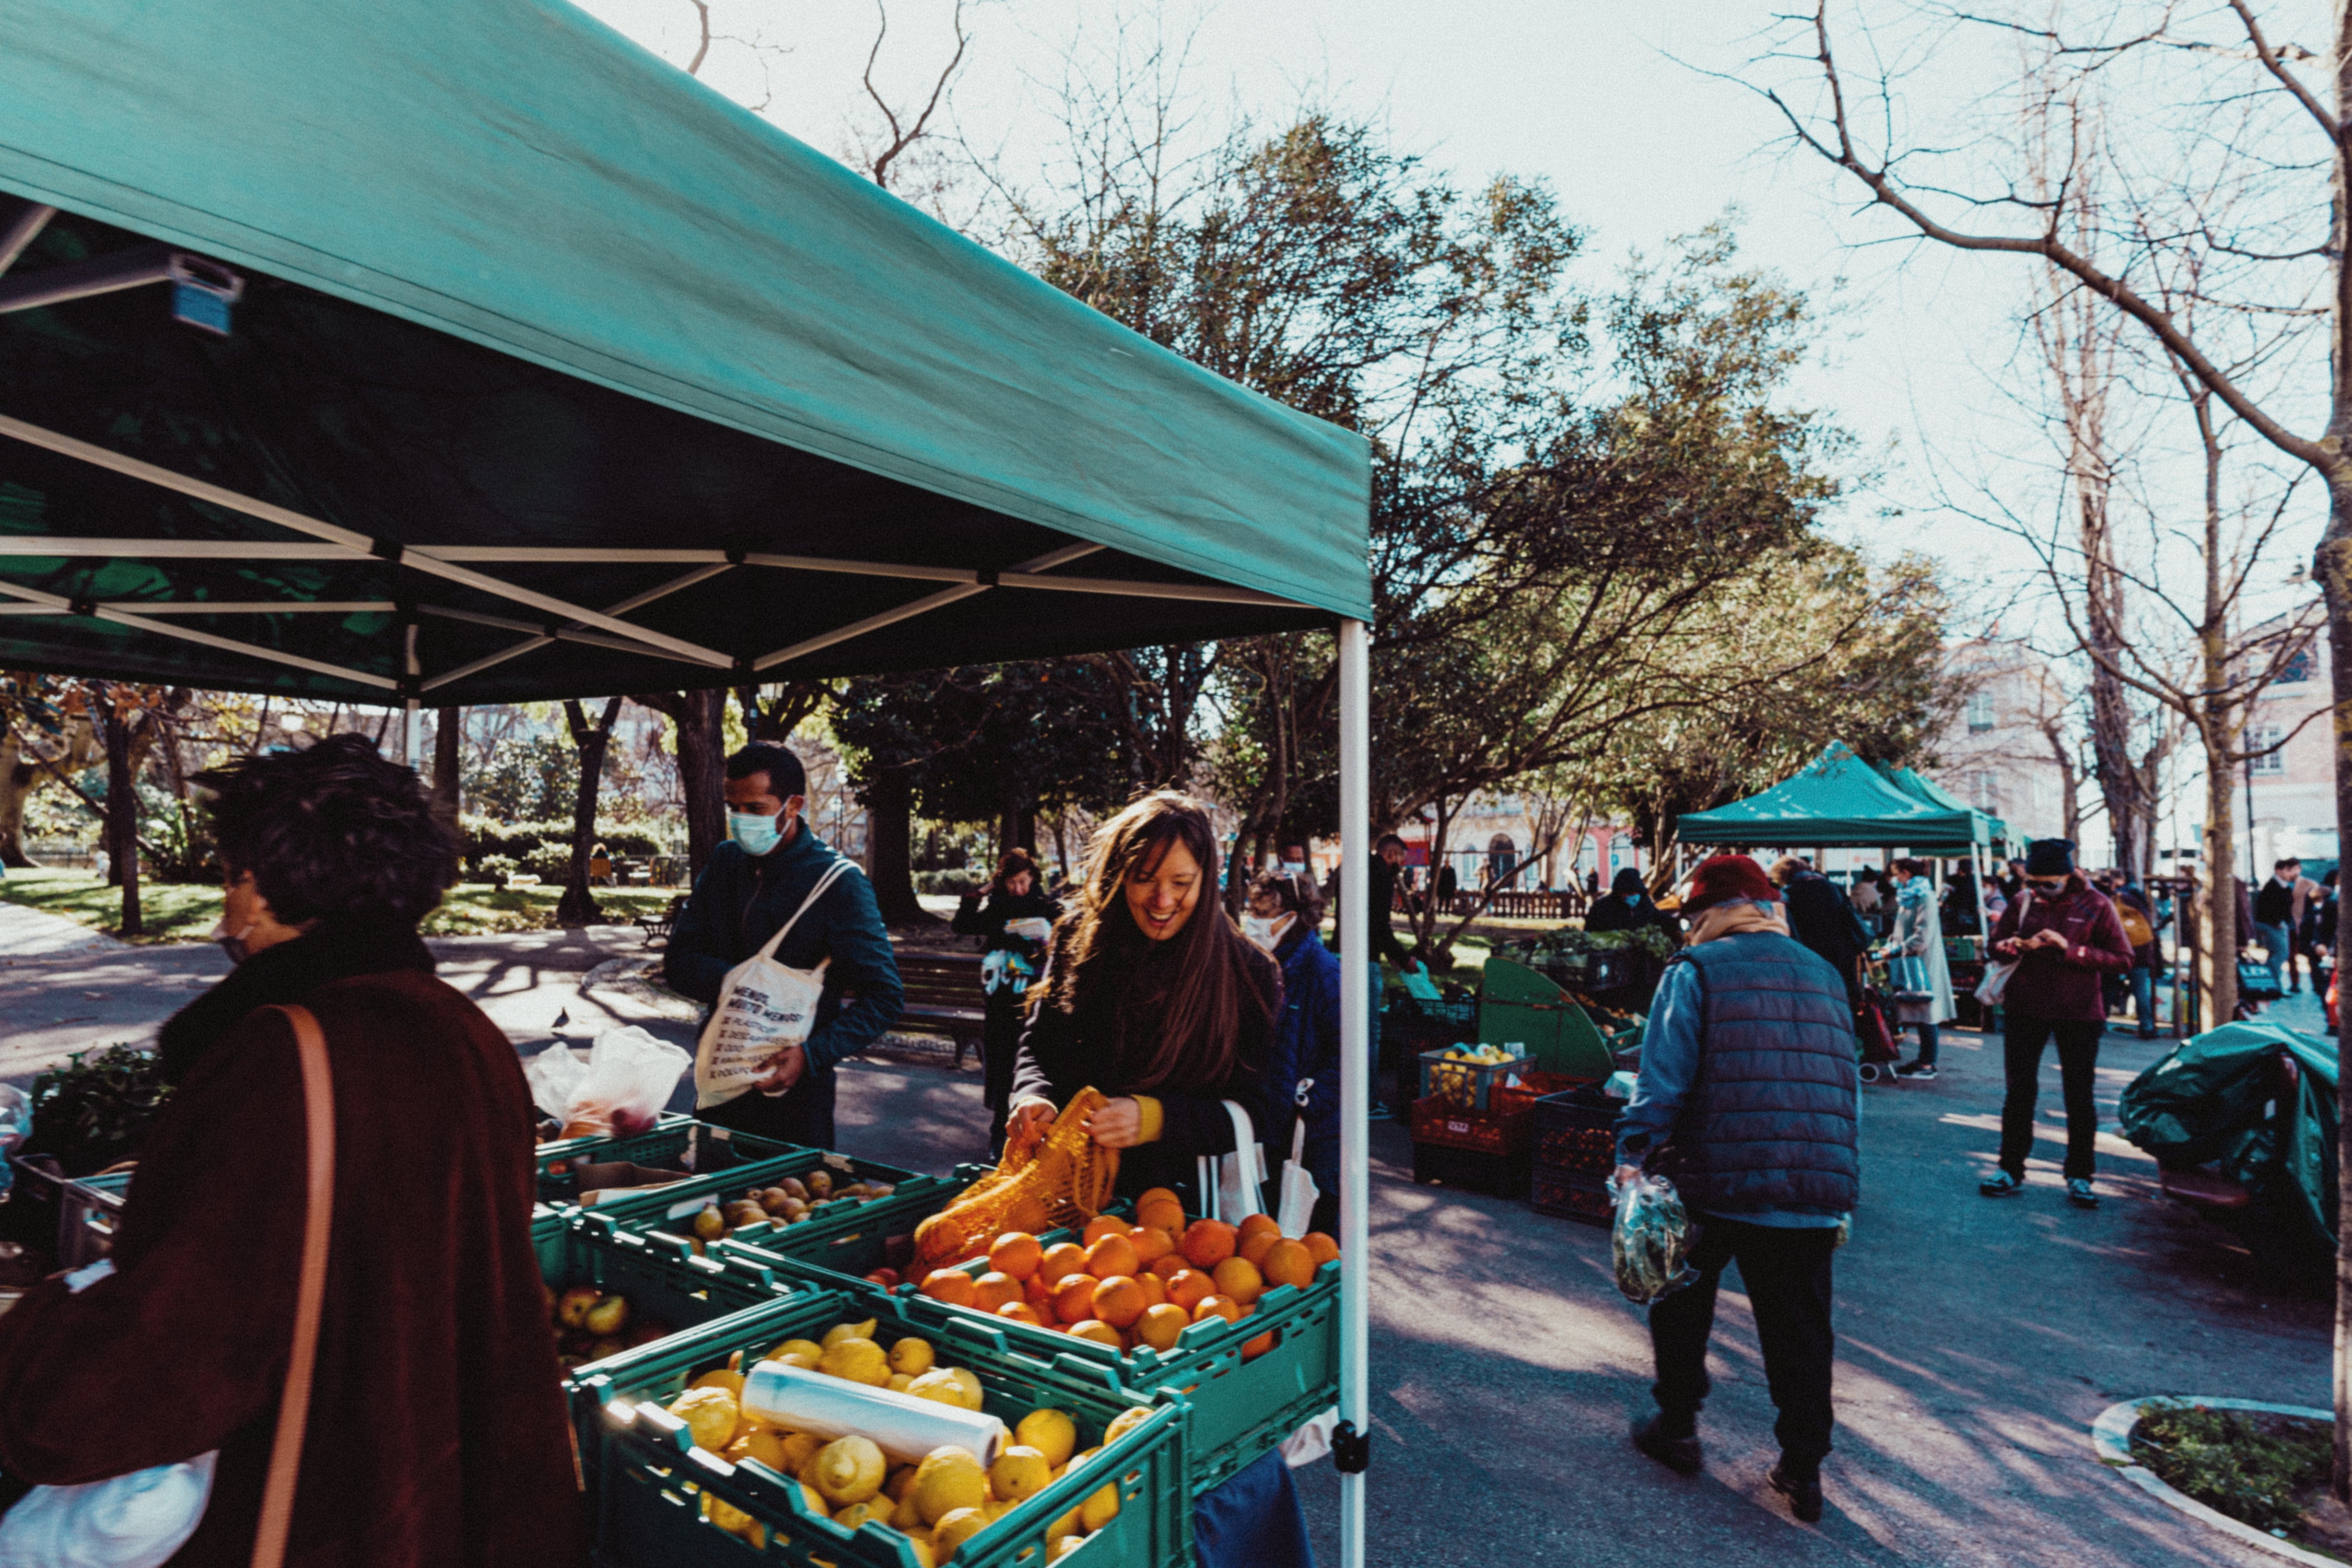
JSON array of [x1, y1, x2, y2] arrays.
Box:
[[2067, 1178, 2099, 1209], [1894, 1060, 1938, 1079], [1631, 1414, 1702, 1475], [1978, 1171, 2021, 1197], [1769, 1463, 1824, 1522]]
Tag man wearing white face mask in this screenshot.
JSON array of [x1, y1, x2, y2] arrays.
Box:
[[1247, 871, 1342, 1235], [666, 742, 903, 1147]]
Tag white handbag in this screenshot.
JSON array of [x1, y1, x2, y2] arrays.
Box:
[[1972, 891, 2028, 1006], [693, 860, 854, 1109], [1275, 1077, 1322, 1238], [1194, 1100, 1267, 1224]]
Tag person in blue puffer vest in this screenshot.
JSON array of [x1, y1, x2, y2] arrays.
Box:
[[1614, 853, 1860, 1525], [1245, 870, 1341, 1237]]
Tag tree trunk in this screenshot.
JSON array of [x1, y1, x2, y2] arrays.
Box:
[[100, 704, 140, 938], [2322, 502, 2352, 1501], [0, 738, 33, 868], [2198, 731, 2238, 1030], [635, 690, 729, 882], [556, 698, 622, 928], [429, 707, 463, 853], [864, 770, 931, 925]]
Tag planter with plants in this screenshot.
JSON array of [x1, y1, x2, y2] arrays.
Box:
[[2095, 1396, 2350, 1565]]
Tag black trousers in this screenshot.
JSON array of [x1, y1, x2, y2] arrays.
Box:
[[1648, 1216, 1838, 1472], [702, 1062, 838, 1150], [1997, 1015, 2102, 1180], [981, 993, 1024, 1157]]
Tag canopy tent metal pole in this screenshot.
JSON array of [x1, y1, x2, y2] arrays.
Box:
[[0, 414, 733, 668], [0, 578, 396, 689], [421, 565, 735, 693], [1336, 617, 1370, 1568], [750, 542, 1103, 672]]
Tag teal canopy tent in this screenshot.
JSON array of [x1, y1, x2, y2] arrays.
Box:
[[1676, 742, 2008, 854], [0, 1, 1383, 1552], [0, 0, 1369, 703]]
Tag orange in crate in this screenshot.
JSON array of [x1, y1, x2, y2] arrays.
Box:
[[1182, 1219, 1237, 1269]]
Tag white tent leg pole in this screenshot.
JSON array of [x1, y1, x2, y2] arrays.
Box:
[[1337, 619, 1370, 1565]]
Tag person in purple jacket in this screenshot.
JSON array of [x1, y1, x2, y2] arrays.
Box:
[[1978, 839, 2135, 1209]]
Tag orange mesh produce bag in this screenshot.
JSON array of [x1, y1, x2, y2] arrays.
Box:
[[913, 1088, 1118, 1273]]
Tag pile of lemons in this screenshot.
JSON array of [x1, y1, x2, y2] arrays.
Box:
[[664, 1316, 1143, 1564]]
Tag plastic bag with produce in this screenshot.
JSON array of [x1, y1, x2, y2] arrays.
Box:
[[552, 1026, 691, 1140], [1610, 1170, 1697, 1305]]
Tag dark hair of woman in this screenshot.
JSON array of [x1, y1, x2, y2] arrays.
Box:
[[196, 732, 456, 926], [1039, 791, 1275, 1091], [996, 847, 1039, 883]]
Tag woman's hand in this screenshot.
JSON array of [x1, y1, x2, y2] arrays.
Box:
[[1992, 938, 2021, 958], [2027, 928, 2068, 951], [1006, 1098, 1056, 1140], [1087, 1097, 1146, 1149]]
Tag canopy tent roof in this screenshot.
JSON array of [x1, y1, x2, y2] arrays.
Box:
[[0, 0, 1370, 705], [1676, 742, 2008, 853]]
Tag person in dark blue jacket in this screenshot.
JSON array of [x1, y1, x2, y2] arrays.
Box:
[[1615, 854, 1859, 1524], [1246, 871, 1342, 1237], [665, 742, 904, 1149]]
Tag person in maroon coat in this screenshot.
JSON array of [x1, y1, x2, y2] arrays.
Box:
[[0, 736, 585, 1567], [1978, 839, 2135, 1210]]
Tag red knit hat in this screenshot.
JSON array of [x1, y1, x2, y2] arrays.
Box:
[[1682, 854, 1780, 914]]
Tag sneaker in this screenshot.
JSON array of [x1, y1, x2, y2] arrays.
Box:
[[1631, 1414, 1703, 1475], [1978, 1171, 2022, 1197], [1368, 1103, 1394, 1123], [1894, 1060, 1938, 1080], [2068, 1178, 2099, 1209], [1768, 1462, 1825, 1522]]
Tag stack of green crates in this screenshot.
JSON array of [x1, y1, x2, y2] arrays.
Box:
[[534, 1117, 803, 1209], [567, 1284, 1191, 1568], [574, 1147, 957, 1282]]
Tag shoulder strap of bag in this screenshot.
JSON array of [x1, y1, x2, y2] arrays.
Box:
[[252, 1004, 334, 1568], [749, 858, 858, 965]]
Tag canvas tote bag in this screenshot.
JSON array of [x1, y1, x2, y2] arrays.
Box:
[[0, 1003, 334, 1568], [695, 860, 856, 1109]]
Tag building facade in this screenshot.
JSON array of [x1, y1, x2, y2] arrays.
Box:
[[2242, 607, 2336, 873], [1924, 639, 2072, 850]]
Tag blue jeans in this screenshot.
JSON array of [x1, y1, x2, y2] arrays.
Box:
[[2129, 965, 2155, 1034], [2259, 923, 2293, 991]]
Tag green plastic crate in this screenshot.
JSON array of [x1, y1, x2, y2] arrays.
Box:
[[578, 1152, 955, 1288], [539, 1216, 790, 1359], [568, 1286, 1190, 1568], [733, 1237, 1340, 1495], [701, 1163, 1001, 1286], [535, 1117, 804, 1207]]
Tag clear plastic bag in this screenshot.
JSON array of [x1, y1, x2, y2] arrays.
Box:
[[1611, 1170, 1698, 1305], [548, 1026, 692, 1140]]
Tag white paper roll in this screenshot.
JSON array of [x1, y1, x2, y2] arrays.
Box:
[[740, 1362, 1007, 1467]]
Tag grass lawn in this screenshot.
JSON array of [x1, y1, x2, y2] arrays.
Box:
[[0, 867, 683, 943]]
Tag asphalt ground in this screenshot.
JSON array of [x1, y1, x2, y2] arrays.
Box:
[[0, 901, 2327, 1565]]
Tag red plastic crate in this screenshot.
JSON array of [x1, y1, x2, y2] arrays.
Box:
[[1409, 1094, 1533, 1155]]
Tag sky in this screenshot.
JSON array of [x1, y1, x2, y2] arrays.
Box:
[[572, 0, 2335, 854], [570, 0, 2101, 602]]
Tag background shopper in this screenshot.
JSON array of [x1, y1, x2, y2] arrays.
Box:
[[1979, 839, 2134, 1209]]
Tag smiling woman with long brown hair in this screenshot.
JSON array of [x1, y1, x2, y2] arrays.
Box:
[[1005, 791, 1280, 1200]]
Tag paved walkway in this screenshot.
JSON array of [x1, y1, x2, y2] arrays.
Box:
[[0, 919, 2327, 1564]]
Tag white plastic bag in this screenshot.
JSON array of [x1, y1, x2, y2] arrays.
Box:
[[1195, 1100, 1267, 1225], [1275, 1078, 1321, 1238], [524, 1041, 590, 1123], [556, 1026, 691, 1139], [0, 1263, 212, 1568], [1280, 1408, 1338, 1468], [695, 862, 854, 1109]]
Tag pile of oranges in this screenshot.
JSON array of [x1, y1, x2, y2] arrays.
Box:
[[911, 1189, 1338, 1361]]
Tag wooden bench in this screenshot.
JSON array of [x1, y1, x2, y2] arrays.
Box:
[[635, 895, 688, 946], [892, 950, 986, 1068]]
